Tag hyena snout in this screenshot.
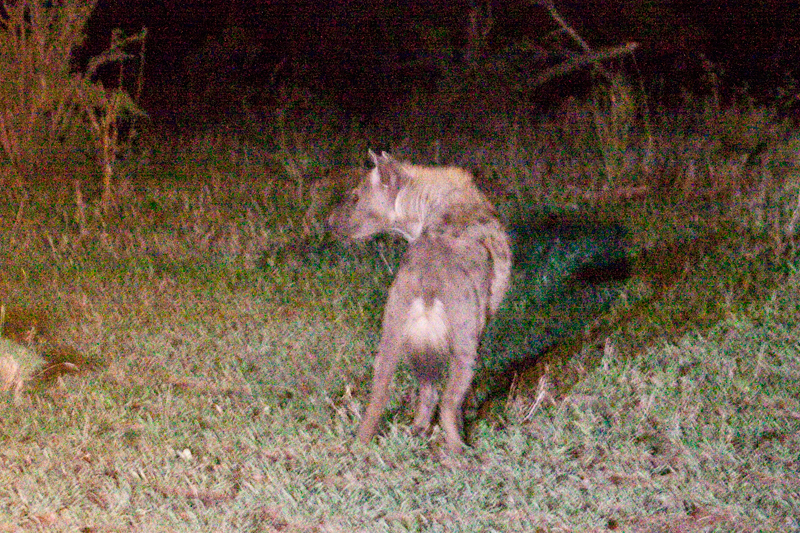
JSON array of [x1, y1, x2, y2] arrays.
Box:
[[325, 206, 357, 240], [327, 204, 390, 242]]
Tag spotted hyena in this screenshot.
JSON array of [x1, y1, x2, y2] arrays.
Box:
[[328, 151, 512, 453]]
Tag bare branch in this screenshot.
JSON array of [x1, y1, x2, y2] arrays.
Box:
[[532, 42, 639, 88], [531, 1, 638, 85]]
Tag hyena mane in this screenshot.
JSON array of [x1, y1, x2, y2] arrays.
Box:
[[328, 151, 512, 453]]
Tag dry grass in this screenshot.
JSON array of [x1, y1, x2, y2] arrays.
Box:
[[0, 100, 799, 531]]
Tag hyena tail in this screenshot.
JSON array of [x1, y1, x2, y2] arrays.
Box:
[[403, 297, 451, 438]]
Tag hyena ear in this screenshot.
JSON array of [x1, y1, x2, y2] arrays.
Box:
[[373, 157, 411, 202], [367, 150, 393, 166], [368, 151, 407, 200], [368, 149, 380, 166]]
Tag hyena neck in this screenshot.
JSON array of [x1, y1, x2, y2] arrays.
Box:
[[393, 184, 494, 242], [379, 162, 494, 242], [430, 200, 498, 238]]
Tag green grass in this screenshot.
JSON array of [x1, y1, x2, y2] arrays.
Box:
[[1, 108, 799, 531]]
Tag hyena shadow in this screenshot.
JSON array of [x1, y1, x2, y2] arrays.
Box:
[[469, 211, 631, 425]]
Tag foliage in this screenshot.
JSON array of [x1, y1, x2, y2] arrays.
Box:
[[0, 0, 145, 206], [0, 0, 97, 186]]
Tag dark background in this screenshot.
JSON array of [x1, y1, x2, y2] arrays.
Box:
[[78, 0, 800, 126]]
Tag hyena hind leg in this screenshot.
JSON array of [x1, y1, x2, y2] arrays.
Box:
[[439, 353, 477, 454], [357, 349, 401, 446], [412, 380, 438, 436]]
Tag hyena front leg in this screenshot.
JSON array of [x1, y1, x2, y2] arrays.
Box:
[[439, 346, 478, 454]]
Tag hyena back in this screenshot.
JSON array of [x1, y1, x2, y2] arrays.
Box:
[[328, 151, 512, 453]]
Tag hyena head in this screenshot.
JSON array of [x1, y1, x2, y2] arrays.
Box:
[[327, 151, 413, 241]]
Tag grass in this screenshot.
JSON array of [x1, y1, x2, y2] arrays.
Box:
[[1, 101, 799, 531]]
